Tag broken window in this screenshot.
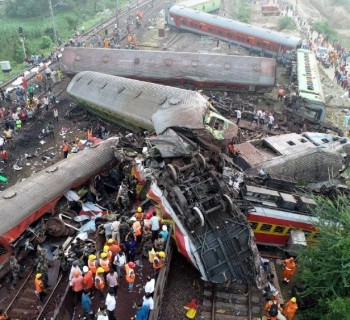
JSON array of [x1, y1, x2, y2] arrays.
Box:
[[300, 138, 307, 143], [273, 226, 285, 234], [260, 224, 272, 232], [249, 222, 259, 230], [321, 138, 330, 143], [209, 118, 224, 131], [287, 141, 296, 146]]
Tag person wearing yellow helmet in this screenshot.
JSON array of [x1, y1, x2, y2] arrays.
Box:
[[34, 273, 45, 301], [103, 245, 113, 262], [88, 254, 98, 274], [99, 252, 111, 273], [283, 297, 298, 320], [95, 267, 105, 298], [135, 206, 144, 221]]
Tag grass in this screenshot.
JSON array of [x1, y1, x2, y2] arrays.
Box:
[[0, 0, 131, 85]]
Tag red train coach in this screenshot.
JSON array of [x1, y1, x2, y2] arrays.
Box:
[[0, 138, 118, 267], [168, 5, 302, 57], [61, 47, 276, 93]]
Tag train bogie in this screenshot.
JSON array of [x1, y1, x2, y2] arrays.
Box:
[[61, 48, 276, 93]]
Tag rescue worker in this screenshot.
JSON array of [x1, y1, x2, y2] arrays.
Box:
[[95, 267, 106, 299], [100, 252, 111, 273], [135, 206, 144, 221], [83, 266, 94, 293], [152, 253, 164, 278], [88, 254, 98, 275], [103, 245, 113, 262], [131, 216, 142, 243], [34, 273, 45, 302], [107, 238, 121, 260], [125, 261, 136, 292], [283, 297, 298, 320], [62, 140, 69, 158], [282, 257, 296, 284]]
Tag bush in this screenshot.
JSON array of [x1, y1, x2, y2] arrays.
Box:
[[40, 36, 53, 49], [237, 3, 251, 23], [65, 13, 79, 30], [277, 16, 295, 31]]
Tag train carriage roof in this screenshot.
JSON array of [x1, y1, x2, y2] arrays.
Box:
[[0, 138, 119, 239], [61, 47, 276, 87], [67, 71, 211, 134], [169, 5, 302, 48]]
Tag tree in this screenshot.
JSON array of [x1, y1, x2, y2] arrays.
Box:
[[312, 21, 337, 40], [298, 195, 350, 319], [277, 16, 295, 31]]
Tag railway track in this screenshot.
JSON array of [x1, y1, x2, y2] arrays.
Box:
[[201, 281, 263, 320], [80, 0, 165, 47], [5, 264, 67, 320]]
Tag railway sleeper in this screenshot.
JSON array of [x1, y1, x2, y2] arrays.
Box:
[[201, 311, 260, 320]]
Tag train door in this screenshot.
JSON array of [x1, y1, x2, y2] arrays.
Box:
[[133, 57, 142, 75], [278, 45, 283, 57]]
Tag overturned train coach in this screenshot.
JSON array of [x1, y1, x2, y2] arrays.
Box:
[[67, 71, 239, 150], [61, 47, 276, 93], [0, 138, 119, 269]]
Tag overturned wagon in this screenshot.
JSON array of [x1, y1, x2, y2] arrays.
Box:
[[61, 48, 276, 93]]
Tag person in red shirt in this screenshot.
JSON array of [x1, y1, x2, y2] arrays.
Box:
[[70, 270, 84, 306], [82, 266, 93, 293]]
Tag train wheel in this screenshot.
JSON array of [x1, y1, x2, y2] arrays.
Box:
[[192, 206, 205, 227], [194, 153, 206, 168], [167, 164, 178, 182], [170, 185, 188, 212], [222, 194, 234, 213]]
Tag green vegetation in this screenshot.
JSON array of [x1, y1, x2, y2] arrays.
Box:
[[0, 0, 128, 84], [312, 20, 338, 40], [236, 1, 251, 23], [277, 16, 295, 31], [297, 195, 350, 320]]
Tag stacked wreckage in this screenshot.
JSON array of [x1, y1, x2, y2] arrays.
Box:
[[2, 70, 350, 292]]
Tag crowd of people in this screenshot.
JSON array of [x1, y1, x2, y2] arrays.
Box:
[[34, 206, 170, 320]]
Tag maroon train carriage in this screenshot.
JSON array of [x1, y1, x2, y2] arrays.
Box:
[[168, 5, 302, 57], [61, 47, 276, 93]]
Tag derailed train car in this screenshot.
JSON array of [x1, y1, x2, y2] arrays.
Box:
[[0, 138, 119, 268], [67, 71, 239, 151], [61, 47, 276, 93]]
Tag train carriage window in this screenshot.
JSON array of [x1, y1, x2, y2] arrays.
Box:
[[260, 224, 273, 232], [191, 23, 199, 29], [208, 28, 215, 33], [249, 222, 259, 230], [0, 244, 6, 256], [273, 225, 285, 234], [218, 30, 224, 35], [209, 117, 224, 130]]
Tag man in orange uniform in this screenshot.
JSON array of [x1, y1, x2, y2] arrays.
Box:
[[152, 253, 164, 279], [135, 207, 144, 221], [107, 239, 121, 261], [34, 273, 45, 302], [100, 252, 111, 273], [88, 254, 98, 274], [103, 245, 113, 262], [282, 257, 296, 284], [62, 140, 69, 158], [95, 267, 105, 299], [283, 297, 298, 320], [83, 266, 94, 293], [125, 261, 136, 292]]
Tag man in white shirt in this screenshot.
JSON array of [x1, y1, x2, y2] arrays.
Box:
[[142, 292, 154, 310], [105, 288, 116, 320], [144, 276, 155, 296], [111, 219, 121, 244], [236, 109, 242, 126], [268, 113, 274, 131]]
